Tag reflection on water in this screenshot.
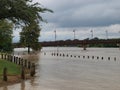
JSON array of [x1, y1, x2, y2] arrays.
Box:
[[3, 86, 7, 90], [0, 47, 120, 90], [21, 81, 25, 90]]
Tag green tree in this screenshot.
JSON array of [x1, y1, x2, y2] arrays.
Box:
[[0, 0, 52, 26], [0, 0, 53, 53], [0, 20, 13, 52], [20, 22, 41, 53]]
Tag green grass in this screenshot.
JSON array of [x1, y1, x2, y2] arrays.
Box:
[[0, 59, 21, 75]]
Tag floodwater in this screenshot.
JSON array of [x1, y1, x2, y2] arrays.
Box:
[[0, 47, 120, 90]]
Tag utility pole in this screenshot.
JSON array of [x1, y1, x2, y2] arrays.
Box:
[[54, 30, 58, 53], [73, 29, 76, 40], [91, 30, 93, 39], [119, 31, 120, 37], [106, 30, 108, 40], [54, 30, 56, 41], [119, 31, 120, 50]]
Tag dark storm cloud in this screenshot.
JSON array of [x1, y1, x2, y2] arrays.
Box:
[[40, 0, 120, 27]]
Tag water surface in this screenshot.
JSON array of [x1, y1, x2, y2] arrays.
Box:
[[0, 47, 120, 90]]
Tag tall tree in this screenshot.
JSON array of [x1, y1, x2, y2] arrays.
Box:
[[0, 20, 13, 52], [20, 22, 41, 53], [0, 0, 53, 53]]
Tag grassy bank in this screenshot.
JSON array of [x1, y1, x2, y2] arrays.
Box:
[[0, 59, 31, 87], [0, 59, 21, 76]]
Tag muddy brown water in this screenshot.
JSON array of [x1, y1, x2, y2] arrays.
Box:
[[0, 47, 120, 90]]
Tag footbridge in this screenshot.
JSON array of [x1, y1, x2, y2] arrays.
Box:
[[40, 39, 120, 50], [13, 39, 120, 50]]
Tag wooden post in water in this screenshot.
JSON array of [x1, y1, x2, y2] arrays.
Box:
[[66, 54, 69, 57], [21, 59, 23, 66], [3, 67, 7, 81], [83, 40, 87, 50], [30, 63, 35, 77], [97, 56, 99, 59], [44, 52, 46, 55], [28, 61, 31, 69], [21, 66, 25, 80], [88, 56, 89, 59], [60, 53, 61, 56], [83, 56, 85, 58], [101, 57, 104, 60], [63, 54, 65, 57]]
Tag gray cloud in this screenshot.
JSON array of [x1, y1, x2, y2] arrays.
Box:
[[12, 0, 120, 42], [21, 0, 120, 42], [40, 0, 120, 27]]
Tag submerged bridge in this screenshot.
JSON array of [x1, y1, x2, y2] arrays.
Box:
[[40, 39, 120, 50]]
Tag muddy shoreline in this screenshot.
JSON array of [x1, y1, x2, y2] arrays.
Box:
[[0, 75, 32, 87], [0, 51, 39, 88]]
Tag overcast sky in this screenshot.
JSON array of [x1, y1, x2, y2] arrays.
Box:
[[13, 0, 120, 42]]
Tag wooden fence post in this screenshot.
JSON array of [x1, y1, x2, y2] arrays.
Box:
[[18, 58, 21, 65], [4, 54, 7, 60], [88, 56, 89, 59], [30, 63, 35, 77], [15, 57, 18, 64], [1, 54, 3, 59], [24, 60, 27, 67], [101, 57, 104, 60], [10, 55, 13, 62], [7, 55, 9, 61], [21, 66, 25, 80], [83, 56, 85, 58], [97, 56, 99, 59], [3, 54, 4, 59], [28, 61, 31, 69], [14, 56, 15, 63], [66, 54, 69, 57], [3, 67, 7, 81], [21, 59, 23, 66]]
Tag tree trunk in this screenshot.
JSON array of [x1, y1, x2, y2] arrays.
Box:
[[28, 46, 30, 54]]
